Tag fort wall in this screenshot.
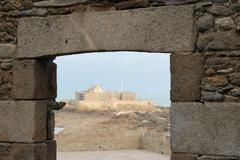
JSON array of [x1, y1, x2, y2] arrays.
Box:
[[68, 100, 154, 111], [75, 92, 136, 101]]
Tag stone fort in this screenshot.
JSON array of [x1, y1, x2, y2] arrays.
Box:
[[75, 85, 136, 101], [0, 0, 240, 159], [72, 85, 153, 111]]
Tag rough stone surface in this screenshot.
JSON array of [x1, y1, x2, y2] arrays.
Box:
[[197, 31, 240, 51], [229, 72, 240, 86], [34, 0, 88, 8], [171, 102, 240, 156], [115, 0, 149, 10], [197, 15, 214, 32], [150, 0, 199, 6], [0, 59, 13, 100], [201, 91, 224, 101], [171, 54, 205, 102], [229, 88, 240, 97], [11, 143, 47, 160], [0, 44, 16, 58], [17, 6, 195, 58], [13, 59, 57, 100], [202, 53, 240, 102], [0, 143, 11, 157], [10, 8, 48, 17], [47, 111, 55, 140], [171, 153, 195, 160], [207, 75, 228, 87], [0, 143, 47, 160], [46, 140, 57, 160], [197, 155, 238, 160], [48, 62, 57, 100], [0, 101, 48, 143], [205, 57, 232, 67], [1, 62, 12, 70], [215, 17, 236, 31], [206, 5, 233, 16]]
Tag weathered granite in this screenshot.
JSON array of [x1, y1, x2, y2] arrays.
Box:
[[0, 143, 11, 157], [17, 6, 195, 58], [202, 53, 240, 102], [205, 5, 233, 16], [47, 111, 55, 140], [171, 102, 240, 156], [9, 8, 48, 17], [197, 31, 240, 51], [46, 140, 57, 160], [0, 44, 16, 58], [13, 59, 57, 100], [10, 143, 47, 160], [197, 14, 214, 32], [114, 0, 149, 10], [0, 101, 48, 143], [0, 142, 48, 160], [0, 59, 13, 100], [171, 54, 205, 102], [201, 91, 224, 101], [0, 143, 47, 160], [207, 75, 228, 87], [171, 153, 196, 160], [153, 0, 199, 5], [215, 17, 236, 31], [197, 155, 238, 160], [229, 72, 240, 86], [34, 0, 88, 8]]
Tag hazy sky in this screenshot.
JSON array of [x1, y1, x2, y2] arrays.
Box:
[[54, 52, 170, 106]]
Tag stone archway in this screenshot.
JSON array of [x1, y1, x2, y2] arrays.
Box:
[[0, 0, 240, 159]]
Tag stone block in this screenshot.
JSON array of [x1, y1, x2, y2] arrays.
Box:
[[114, 0, 149, 10], [197, 31, 240, 51], [229, 72, 240, 86], [206, 5, 232, 16], [13, 59, 56, 99], [0, 59, 13, 100], [171, 153, 195, 160], [17, 6, 195, 58], [197, 15, 214, 32], [48, 62, 57, 100], [47, 111, 55, 140], [201, 91, 224, 101], [46, 140, 57, 160], [215, 17, 236, 31], [34, 0, 88, 7], [0, 101, 48, 143], [170, 54, 205, 102], [0, 44, 16, 58], [197, 155, 238, 160], [0, 143, 47, 160], [0, 143, 11, 158], [171, 102, 240, 156]]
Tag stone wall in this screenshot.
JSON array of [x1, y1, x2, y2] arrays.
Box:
[[0, 0, 240, 159], [0, 58, 58, 159], [202, 52, 240, 102]]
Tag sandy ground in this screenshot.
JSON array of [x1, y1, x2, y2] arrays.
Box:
[[55, 107, 170, 152], [57, 150, 170, 160]]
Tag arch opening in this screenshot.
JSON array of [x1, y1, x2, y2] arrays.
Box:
[[54, 51, 171, 160]]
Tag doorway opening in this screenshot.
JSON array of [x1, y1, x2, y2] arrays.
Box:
[[54, 51, 171, 160]]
